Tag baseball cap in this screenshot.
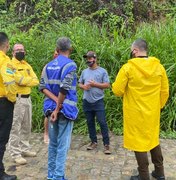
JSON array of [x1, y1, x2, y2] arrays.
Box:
[[83, 51, 96, 58]]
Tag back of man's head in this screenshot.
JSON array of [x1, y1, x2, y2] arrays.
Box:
[[0, 32, 9, 47], [56, 37, 72, 52], [132, 39, 148, 52]]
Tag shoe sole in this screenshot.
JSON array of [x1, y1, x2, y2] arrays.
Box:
[[151, 172, 165, 180]]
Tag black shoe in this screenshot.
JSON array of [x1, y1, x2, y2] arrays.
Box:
[[130, 175, 141, 180], [151, 171, 165, 180], [0, 172, 17, 180]]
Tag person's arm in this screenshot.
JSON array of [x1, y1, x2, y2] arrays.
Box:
[[78, 82, 91, 90], [51, 70, 76, 122], [88, 69, 110, 89], [42, 89, 58, 103], [160, 65, 169, 109], [112, 64, 129, 97], [78, 71, 91, 90], [87, 80, 110, 89], [14, 63, 39, 87], [39, 65, 58, 102], [1, 62, 17, 102]]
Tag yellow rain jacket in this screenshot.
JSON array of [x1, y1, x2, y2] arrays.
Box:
[[0, 51, 17, 102], [11, 57, 39, 94], [112, 57, 169, 152]]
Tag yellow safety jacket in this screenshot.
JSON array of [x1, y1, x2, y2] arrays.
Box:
[[11, 57, 39, 94], [112, 57, 169, 152], [0, 51, 17, 102]]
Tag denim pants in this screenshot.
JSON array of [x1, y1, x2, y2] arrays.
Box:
[[0, 98, 14, 176], [135, 145, 164, 180], [48, 113, 73, 180], [83, 99, 109, 145]]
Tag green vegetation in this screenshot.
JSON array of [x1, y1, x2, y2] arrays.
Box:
[[0, 0, 175, 138]]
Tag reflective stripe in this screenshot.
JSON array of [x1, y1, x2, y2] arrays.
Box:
[[45, 79, 61, 84], [45, 79, 76, 90], [42, 65, 48, 83], [6, 69, 14, 74], [4, 80, 15, 85], [64, 99, 77, 106], [19, 77, 23, 85], [70, 86, 76, 91], [45, 97, 49, 100], [61, 62, 76, 77]]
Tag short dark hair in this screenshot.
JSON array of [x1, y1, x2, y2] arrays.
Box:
[[56, 37, 71, 52], [132, 38, 148, 52], [0, 32, 9, 46]]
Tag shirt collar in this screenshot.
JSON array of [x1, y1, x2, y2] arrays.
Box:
[[12, 57, 26, 64], [0, 50, 6, 57]]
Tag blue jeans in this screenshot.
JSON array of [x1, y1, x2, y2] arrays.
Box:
[[48, 113, 73, 180], [83, 99, 109, 145]]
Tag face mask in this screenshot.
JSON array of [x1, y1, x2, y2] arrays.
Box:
[[86, 60, 95, 67], [15, 52, 25, 61]]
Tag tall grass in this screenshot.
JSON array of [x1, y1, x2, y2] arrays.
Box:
[[1, 17, 176, 136]]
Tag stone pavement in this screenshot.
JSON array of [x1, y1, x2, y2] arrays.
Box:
[[4, 133, 176, 180]]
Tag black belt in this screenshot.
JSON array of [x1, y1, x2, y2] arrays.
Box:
[[0, 97, 7, 101], [16, 94, 30, 98]]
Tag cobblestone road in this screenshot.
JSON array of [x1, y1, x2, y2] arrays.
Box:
[[4, 133, 176, 180]]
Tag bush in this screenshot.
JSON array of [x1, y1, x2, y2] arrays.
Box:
[[1, 17, 175, 136]]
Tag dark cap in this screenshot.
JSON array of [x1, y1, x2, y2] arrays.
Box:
[[83, 51, 96, 58]]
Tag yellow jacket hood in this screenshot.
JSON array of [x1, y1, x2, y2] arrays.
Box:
[[128, 57, 160, 77]]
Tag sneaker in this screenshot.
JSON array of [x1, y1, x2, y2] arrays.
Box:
[[130, 175, 141, 180], [0, 172, 17, 180], [104, 145, 111, 154], [14, 157, 27, 165], [22, 151, 37, 157], [151, 171, 165, 180], [87, 142, 97, 150]]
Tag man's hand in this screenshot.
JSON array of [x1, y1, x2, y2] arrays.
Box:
[[50, 104, 62, 122], [82, 84, 91, 90], [51, 110, 58, 122], [88, 80, 97, 87]]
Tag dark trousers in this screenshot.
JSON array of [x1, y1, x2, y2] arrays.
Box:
[[135, 145, 164, 180], [0, 98, 14, 176], [83, 99, 109, 145]]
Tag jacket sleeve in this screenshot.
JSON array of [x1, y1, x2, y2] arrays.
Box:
[[60, 62, 77, 94], [1, 62, 17, 102], [160, 65, 169, 108], [14, 64, 39, 87], [39, 65, 47, 92], [112, 64, 129, 97]]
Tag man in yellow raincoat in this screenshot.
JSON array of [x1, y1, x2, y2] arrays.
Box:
[[112, 39, 169, 180]]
